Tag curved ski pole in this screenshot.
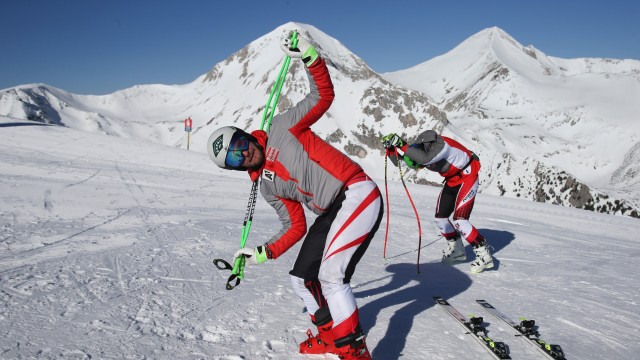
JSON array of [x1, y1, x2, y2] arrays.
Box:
[[395, 148, 422, 273], [383, 150, 391, 258]]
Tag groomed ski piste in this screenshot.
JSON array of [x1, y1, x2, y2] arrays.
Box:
[[1, 115, 639, 359]]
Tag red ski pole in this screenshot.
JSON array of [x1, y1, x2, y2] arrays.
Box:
[[386, 147, 423, 273], [395, 149, 422, 273], [383, 150, 391, 258]]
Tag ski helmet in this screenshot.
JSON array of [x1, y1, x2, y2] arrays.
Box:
[[206, 126, 256, 170]]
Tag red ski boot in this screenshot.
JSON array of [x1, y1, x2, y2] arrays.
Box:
[[335, 341, 372, 360], [299, 307, 337, 355], [333, 324, 372, 360], [299, 327, 336, 354]]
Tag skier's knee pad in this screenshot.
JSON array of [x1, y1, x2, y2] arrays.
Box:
[[452, 218, 471, 233], [435, 217, 456, 236], [452, 219, 480, 242]]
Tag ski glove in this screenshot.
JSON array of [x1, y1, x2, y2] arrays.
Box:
[[281, 32, 318, 67], [381, 133, 407, 149], [233, 245, 269, 265], [388, 152, 420, 169], [403, 155, 420, 169]]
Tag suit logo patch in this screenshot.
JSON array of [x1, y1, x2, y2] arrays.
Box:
[[266, 147, 280, 162], [263, 169, 275, 182], [462, 188, 476, 203]]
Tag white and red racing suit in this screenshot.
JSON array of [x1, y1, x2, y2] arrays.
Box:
[[400, 130, 483, 244], [246, 56, 383, 341]]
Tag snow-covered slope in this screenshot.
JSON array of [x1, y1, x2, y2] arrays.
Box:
[[1, 23, 638, 218], [1, 116, 639, 359]]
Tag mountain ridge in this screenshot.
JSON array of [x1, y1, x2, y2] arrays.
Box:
[[1, 22, 638, 217]]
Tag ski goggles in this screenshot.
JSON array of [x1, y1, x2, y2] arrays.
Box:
[[225, 133, 250, 168]]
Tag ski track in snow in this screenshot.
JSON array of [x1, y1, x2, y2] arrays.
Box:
[[1, 118, 640, 359]]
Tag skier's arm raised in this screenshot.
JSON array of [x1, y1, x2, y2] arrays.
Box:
[[275, 32, 334, 133]]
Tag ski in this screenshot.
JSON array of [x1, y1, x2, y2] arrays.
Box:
[[476, 299, 566, 360], [433, 297, 511, 359]]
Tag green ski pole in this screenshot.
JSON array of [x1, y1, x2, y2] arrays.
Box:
[[214, 180, 258, 290], [214, 31, 299, 290], [260, 31, 298, 131], [230, 180, 259, 283]]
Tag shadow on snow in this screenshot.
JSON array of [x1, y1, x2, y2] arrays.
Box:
[[356, 228, 515, 359]]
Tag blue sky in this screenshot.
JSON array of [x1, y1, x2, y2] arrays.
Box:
[[2, 0, 638, 95]]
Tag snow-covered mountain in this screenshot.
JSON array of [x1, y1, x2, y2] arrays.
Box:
[[384, 27, 640, 217], [1, 23, 638, 218]]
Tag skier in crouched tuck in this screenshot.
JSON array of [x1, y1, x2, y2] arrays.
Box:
[[381, 130, 494, 274], [206, 32, 383, 359]]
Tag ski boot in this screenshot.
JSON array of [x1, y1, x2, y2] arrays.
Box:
[[470, 236, 494, 274], [442, 234, 466, 263], [333, 324, 372, 360], [299, 307, 336, 355]]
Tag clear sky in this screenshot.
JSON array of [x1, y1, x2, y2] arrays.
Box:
[[2, 0, 638, 95]]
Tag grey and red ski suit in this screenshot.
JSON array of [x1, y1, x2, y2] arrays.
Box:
[[247, 56, 383, 340]]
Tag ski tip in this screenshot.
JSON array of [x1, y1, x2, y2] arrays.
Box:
[[433, 296, 449, 305]]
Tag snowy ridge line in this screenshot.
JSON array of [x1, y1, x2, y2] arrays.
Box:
[[434, 296, 511, 359], [476, 299, 566, 360]]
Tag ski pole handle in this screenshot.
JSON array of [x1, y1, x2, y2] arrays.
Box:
[[231, 255, 246, 279]]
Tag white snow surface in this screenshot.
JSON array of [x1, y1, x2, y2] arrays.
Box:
[[1, 115, 639, 359]]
